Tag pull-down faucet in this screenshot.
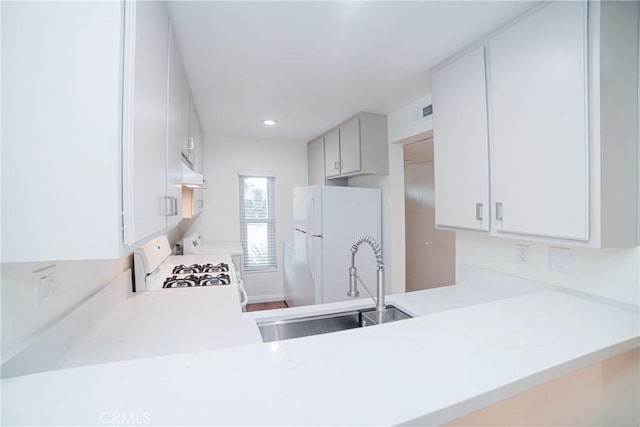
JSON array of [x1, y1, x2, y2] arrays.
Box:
[[348, 235, 386, 323]]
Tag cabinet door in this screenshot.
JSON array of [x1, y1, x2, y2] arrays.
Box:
[[489, 2, 588, 241], [339, 117, 361, 175], [2, 1, 124, 261], [324, 128, 341, 178], [166, 24, 183, 229], [181, 78, 194, 167], [129, 1, 170, 243], [308, 137, 325, 185], [191, 109, 204, 173], [432, 46, 490, 231]]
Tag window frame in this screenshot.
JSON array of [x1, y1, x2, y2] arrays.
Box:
[[238, 173, 277, 273]]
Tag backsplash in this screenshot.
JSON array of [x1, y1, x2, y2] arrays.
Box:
[[456, 232, 640, 305], [0, 228, 181, 357]]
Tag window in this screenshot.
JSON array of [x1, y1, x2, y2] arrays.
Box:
[[239, 174, 277, 272]]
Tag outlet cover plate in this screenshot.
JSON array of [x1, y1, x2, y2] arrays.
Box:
[[550, 247, 571, 274], [516, 244, 530, 265]]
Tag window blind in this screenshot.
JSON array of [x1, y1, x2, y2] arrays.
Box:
[[239, 175, 277, 271]]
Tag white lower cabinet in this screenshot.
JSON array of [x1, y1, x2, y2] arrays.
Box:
[[432, 1, 638, 248]]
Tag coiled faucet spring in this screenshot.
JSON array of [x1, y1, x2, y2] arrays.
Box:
[[351, 234, 384, 271]]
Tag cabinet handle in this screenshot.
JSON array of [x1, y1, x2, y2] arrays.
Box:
[[475, 203, 483, 220], [165, 197, 178, 216], [163, 196, 173, 216], [185, 138, 195, 152], [334, 160, 340, 171], [495, 202, 503, 221]]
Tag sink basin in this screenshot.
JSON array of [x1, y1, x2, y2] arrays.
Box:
[[257, 305, 412, 343]]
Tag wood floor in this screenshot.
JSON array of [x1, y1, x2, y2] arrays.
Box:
[[246, 301, 288, 312]]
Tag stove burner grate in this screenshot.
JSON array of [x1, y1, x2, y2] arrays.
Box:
[[163, 273, 231, 288], [162, 275, 199, 288], [172, 263, 230, 274]]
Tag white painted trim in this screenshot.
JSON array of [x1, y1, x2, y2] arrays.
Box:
[[247, 293, 285, 304], [237, 171, 276, 178], [391, 130, 433, 146]]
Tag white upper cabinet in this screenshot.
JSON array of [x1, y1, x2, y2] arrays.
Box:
[[166, 23, 186, 229], [489, 1, 588, 241], [308, 137, 326, 185], [188, 98, 205, 174], [2, 0, 207, 262], [324, 128, 341, 179], [319, 112, 388, 180], [2, 1, 125, 262], [123, 1, 173, 245], [432, 1, 638, 248], [432, 46, 490, 231], [339, 117, 361, 175]]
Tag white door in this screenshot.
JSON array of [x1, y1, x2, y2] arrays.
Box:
[[432, 46, 490, 231], [339, 117, 361, 175], [489, 1, 588, 240], [130, 1, 170, 243]]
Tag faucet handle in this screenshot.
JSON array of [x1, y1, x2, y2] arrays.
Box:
[[348, 266, 359, 298]]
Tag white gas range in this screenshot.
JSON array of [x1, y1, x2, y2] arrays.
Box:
[[133, 235, 248, 309]]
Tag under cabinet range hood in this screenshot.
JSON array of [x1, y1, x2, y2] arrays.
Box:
[[181, 162, 207, 189]]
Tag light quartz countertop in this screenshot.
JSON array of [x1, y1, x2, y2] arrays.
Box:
[[2, 269, 638, 426], [61, 285, 262, 369]]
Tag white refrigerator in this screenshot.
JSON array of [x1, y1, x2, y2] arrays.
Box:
[[289, 185, 382, 307]]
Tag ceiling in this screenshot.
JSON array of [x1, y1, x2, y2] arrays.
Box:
[[167, 1, 535, 142]]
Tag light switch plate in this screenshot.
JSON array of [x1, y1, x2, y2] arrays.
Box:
[[550, 247, 571, 274], [33, 265, 57, 307]]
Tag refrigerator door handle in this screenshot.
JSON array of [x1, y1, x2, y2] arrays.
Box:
[[306, 194, 315, 236], [305, 233, 315, 281]]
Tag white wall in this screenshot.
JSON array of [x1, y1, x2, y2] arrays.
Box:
[[457, 233, 639, 305], [1, 258, 131, 355], [0, 228, 181, 357], [388, 94, 433, 143], [180, 134, 308, 302], [383, 94, 434, 295]]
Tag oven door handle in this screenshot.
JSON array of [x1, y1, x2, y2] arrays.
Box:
[[238, 279, 248, 309]]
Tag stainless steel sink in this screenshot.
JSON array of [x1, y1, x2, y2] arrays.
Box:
[[257, 305, 412, 343]]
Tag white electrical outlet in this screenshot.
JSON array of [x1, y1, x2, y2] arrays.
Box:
[[516, 244, 530, 265], [32, 265, 57, 307]]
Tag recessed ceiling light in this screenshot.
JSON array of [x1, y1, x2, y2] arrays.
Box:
[[262, 119, 277, 126]]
